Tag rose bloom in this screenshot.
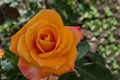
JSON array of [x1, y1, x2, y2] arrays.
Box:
[[0, 49, 4, 59], [9, 9, 83, 80]]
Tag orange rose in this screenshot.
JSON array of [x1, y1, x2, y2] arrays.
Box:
[[0, 49, 4, 59], [9, 9, 83, 80]]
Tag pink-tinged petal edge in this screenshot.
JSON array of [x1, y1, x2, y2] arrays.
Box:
[[67, 26, 81, 31], [18, 58, 50, 80], [66, 26, 84, 41]]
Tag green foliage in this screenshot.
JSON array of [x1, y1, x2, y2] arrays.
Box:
[[90, 53, 105, 65], [58, 72, 79, 80], [4, 48, 18, 64], [1, 49, 27, 80], [76, 63, 116, 80], [76, 41, 89, 60], [99, 44, 120, 74], [49, 0, 79, 25], [84, 18, 117, 36]]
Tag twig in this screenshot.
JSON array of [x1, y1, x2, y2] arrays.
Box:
[[47, 76, 49, 80], [45, 0, 49, 9]]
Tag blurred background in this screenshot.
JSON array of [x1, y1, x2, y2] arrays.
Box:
[[0, 0, 120, 79]]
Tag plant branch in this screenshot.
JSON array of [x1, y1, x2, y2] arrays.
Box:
[[45, 0, 49, 9], [47, 76, 49, 80]]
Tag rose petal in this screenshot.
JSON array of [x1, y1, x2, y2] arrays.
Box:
[[18, 58, 51, 80], [66, 26, 80, 31], [42, 47, 77, 75], [37, 9, 64, 28], [17, 34, 36, 65], [30, 51, 66, 70], [54, 29, 82, 75], [37, 39, 55, 52], [25, 20, 47, 51], [66, 26, 84, 41], [53, 28, 74, 56]]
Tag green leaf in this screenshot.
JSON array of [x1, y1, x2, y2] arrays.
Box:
[[75, 58, 88, 66], [104, 7, 112, 16], [5, 66, 27, 80], [58, 72, 78, 80], [75, 63, 116, 80], [90, 53, 106, 65], [4, 48, 18, 64], [76, 41, 89, 60]]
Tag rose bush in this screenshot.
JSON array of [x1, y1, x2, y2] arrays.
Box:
[[9, 9, 83, 80]]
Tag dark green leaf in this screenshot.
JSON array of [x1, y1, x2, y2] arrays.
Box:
[[76, 41, 89, 60], [76, 63, 116, 80], [90, 53, 105, 65], [75, 58, 88, 66], [5, 66, 28, 80], [58, 72, 78, 80]]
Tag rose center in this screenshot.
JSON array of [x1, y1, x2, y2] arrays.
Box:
[[36, 30, 56, 53], [40, 33, 54, 42]]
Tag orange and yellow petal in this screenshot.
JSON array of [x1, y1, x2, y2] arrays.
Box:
[[17, 34, 36, 65], [45, 28, 73, 58], [30, 51, 66, 70], [25, 20, 46, 51], [41, 47, 77, 75], [53, 47, 77, 75], [36, 9, 64, 29]]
